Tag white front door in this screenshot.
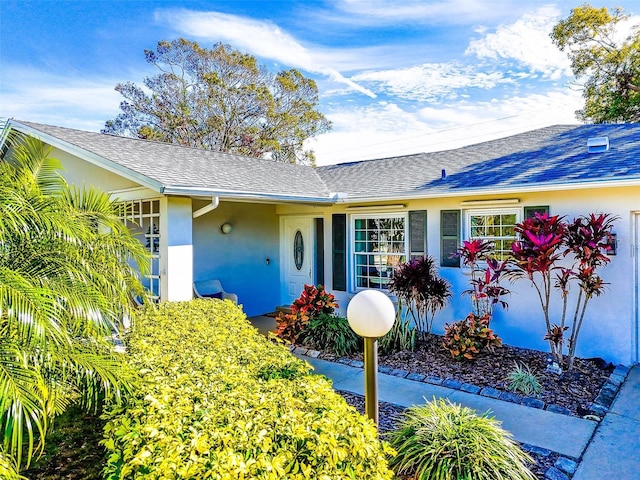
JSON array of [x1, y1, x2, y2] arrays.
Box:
[[282, 217, 314, 306]]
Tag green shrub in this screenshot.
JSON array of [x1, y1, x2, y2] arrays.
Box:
[[256, 360, 310, 381], [275, 284, 338, 344], [102, 299, 394, 479], [507, 362, 543, 396], [379, 303, 416, 355], [442, 313, 502, 361], [387, 398, 536, 480], [298, 312, 361, 357]]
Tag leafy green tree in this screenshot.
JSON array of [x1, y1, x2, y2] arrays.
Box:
[[0, 132, 149, 472], [551, 4, 640, 122], [104, 39, 331, 165]]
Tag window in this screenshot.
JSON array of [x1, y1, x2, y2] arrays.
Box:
[[465, 209, 520, 260], [353, 215, 406, 289], [119, 199, 161, 301]]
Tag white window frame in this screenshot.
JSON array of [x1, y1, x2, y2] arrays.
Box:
[[119, 198, 162, 302], [464, 208, 521, 261], [350, 213, 408, 291]]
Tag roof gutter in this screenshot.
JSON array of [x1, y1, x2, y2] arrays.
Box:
[[161, 185, 342, 204], [335, 177, 640, 204], [192, 196, 219, 218]]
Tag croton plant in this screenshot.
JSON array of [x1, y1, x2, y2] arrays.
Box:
[[275, 284, 338, 343]]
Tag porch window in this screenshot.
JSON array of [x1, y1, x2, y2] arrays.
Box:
[[465, 209, 520, 260], [353, 215, 406, 289], [119, 199, 161, 301]]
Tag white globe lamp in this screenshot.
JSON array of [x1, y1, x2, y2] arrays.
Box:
[[347, 289, 396, 426], [347, 289, 395, 338]]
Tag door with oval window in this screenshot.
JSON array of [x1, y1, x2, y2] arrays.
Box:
[[282, 217, 314, 306]]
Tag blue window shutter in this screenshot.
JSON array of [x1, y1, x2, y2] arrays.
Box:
[[332, 214, 346, 291], [524, 206, 549, 219], [440, 210, 461, 267], [315, 218, 325, 286], [409, 210, 427, 260]]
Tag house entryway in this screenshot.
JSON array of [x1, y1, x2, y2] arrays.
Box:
[[281, 216, 320, 307]]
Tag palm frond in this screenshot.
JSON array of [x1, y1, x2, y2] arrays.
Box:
[[0, 445, 27, 480], [0, 341, 48, 470], [3, 133, 66, 194], [0, 131, 147, 470]]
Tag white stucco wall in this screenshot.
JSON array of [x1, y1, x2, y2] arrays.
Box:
[[161, 197, 194, 301], [278, 185, 639, 365], [51, 147, 139, 191], [34, 136, 640, 364], [192, 201, 280, 317]]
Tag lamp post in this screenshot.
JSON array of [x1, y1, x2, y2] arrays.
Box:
[[347, 289, 395, 426]]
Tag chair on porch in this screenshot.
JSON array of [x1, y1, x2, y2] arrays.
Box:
[[193, 279, 238, 304]]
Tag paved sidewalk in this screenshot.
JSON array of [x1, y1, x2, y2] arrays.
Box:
[[572, 365, 640, 480], [297, 354, 596, 459]]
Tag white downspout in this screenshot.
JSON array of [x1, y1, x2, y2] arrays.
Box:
[[192, 196, 220, 218]]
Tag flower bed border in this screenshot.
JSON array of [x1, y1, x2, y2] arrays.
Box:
[[292, 345, 631, 420]]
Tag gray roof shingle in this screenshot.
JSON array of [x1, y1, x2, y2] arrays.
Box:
[[315, 124, 640, 199], [13, 121, 331, 199], [11, 121, 640, 203]]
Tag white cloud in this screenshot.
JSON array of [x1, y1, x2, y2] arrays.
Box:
[[1, 65, 122, 131], [352, 63, 512, 101], [465, 5, 571, 79], [311, 88, 583, 165], [154, 8, 377, 98]]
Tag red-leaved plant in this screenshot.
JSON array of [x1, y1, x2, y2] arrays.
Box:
[[510, 212, 567, 365], [388, 256, 451, 337], [275, 284, 338, 343], [511, 212, 617, 369], [561, 213, 617, 369], [456, 239, 511, 323]]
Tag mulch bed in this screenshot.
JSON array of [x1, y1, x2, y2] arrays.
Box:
[[327, 332, 614, 417]]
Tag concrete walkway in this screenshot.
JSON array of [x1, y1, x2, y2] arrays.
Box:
[[572, 365, 640, 479], [297, 355, 596, 459]]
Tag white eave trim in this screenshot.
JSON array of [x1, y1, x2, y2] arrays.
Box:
[[336, 177, 640, 204], [8, 120, 164, 193], [108, 186, 162, 202], [161, 184, 339, 204]]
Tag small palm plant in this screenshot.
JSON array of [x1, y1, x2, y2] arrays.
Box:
[[379, 298, 417, 354], [507, 362, 543, 396], [387, 398, 536, 480]]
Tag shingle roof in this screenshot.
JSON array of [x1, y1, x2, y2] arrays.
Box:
[[315, 124, 640, 199], [12, 121, 331, 200], [10, 120, 640, 203]]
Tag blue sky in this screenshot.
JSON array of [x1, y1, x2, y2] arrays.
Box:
[[1, 0, 638, 165]]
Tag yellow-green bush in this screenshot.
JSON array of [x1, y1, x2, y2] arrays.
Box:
[[102, 300, 393, 479]]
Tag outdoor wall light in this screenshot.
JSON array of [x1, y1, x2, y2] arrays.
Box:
[[347, 289, 395, 427], [606, 233, 617, 255], [221, 223, 233, 234]]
